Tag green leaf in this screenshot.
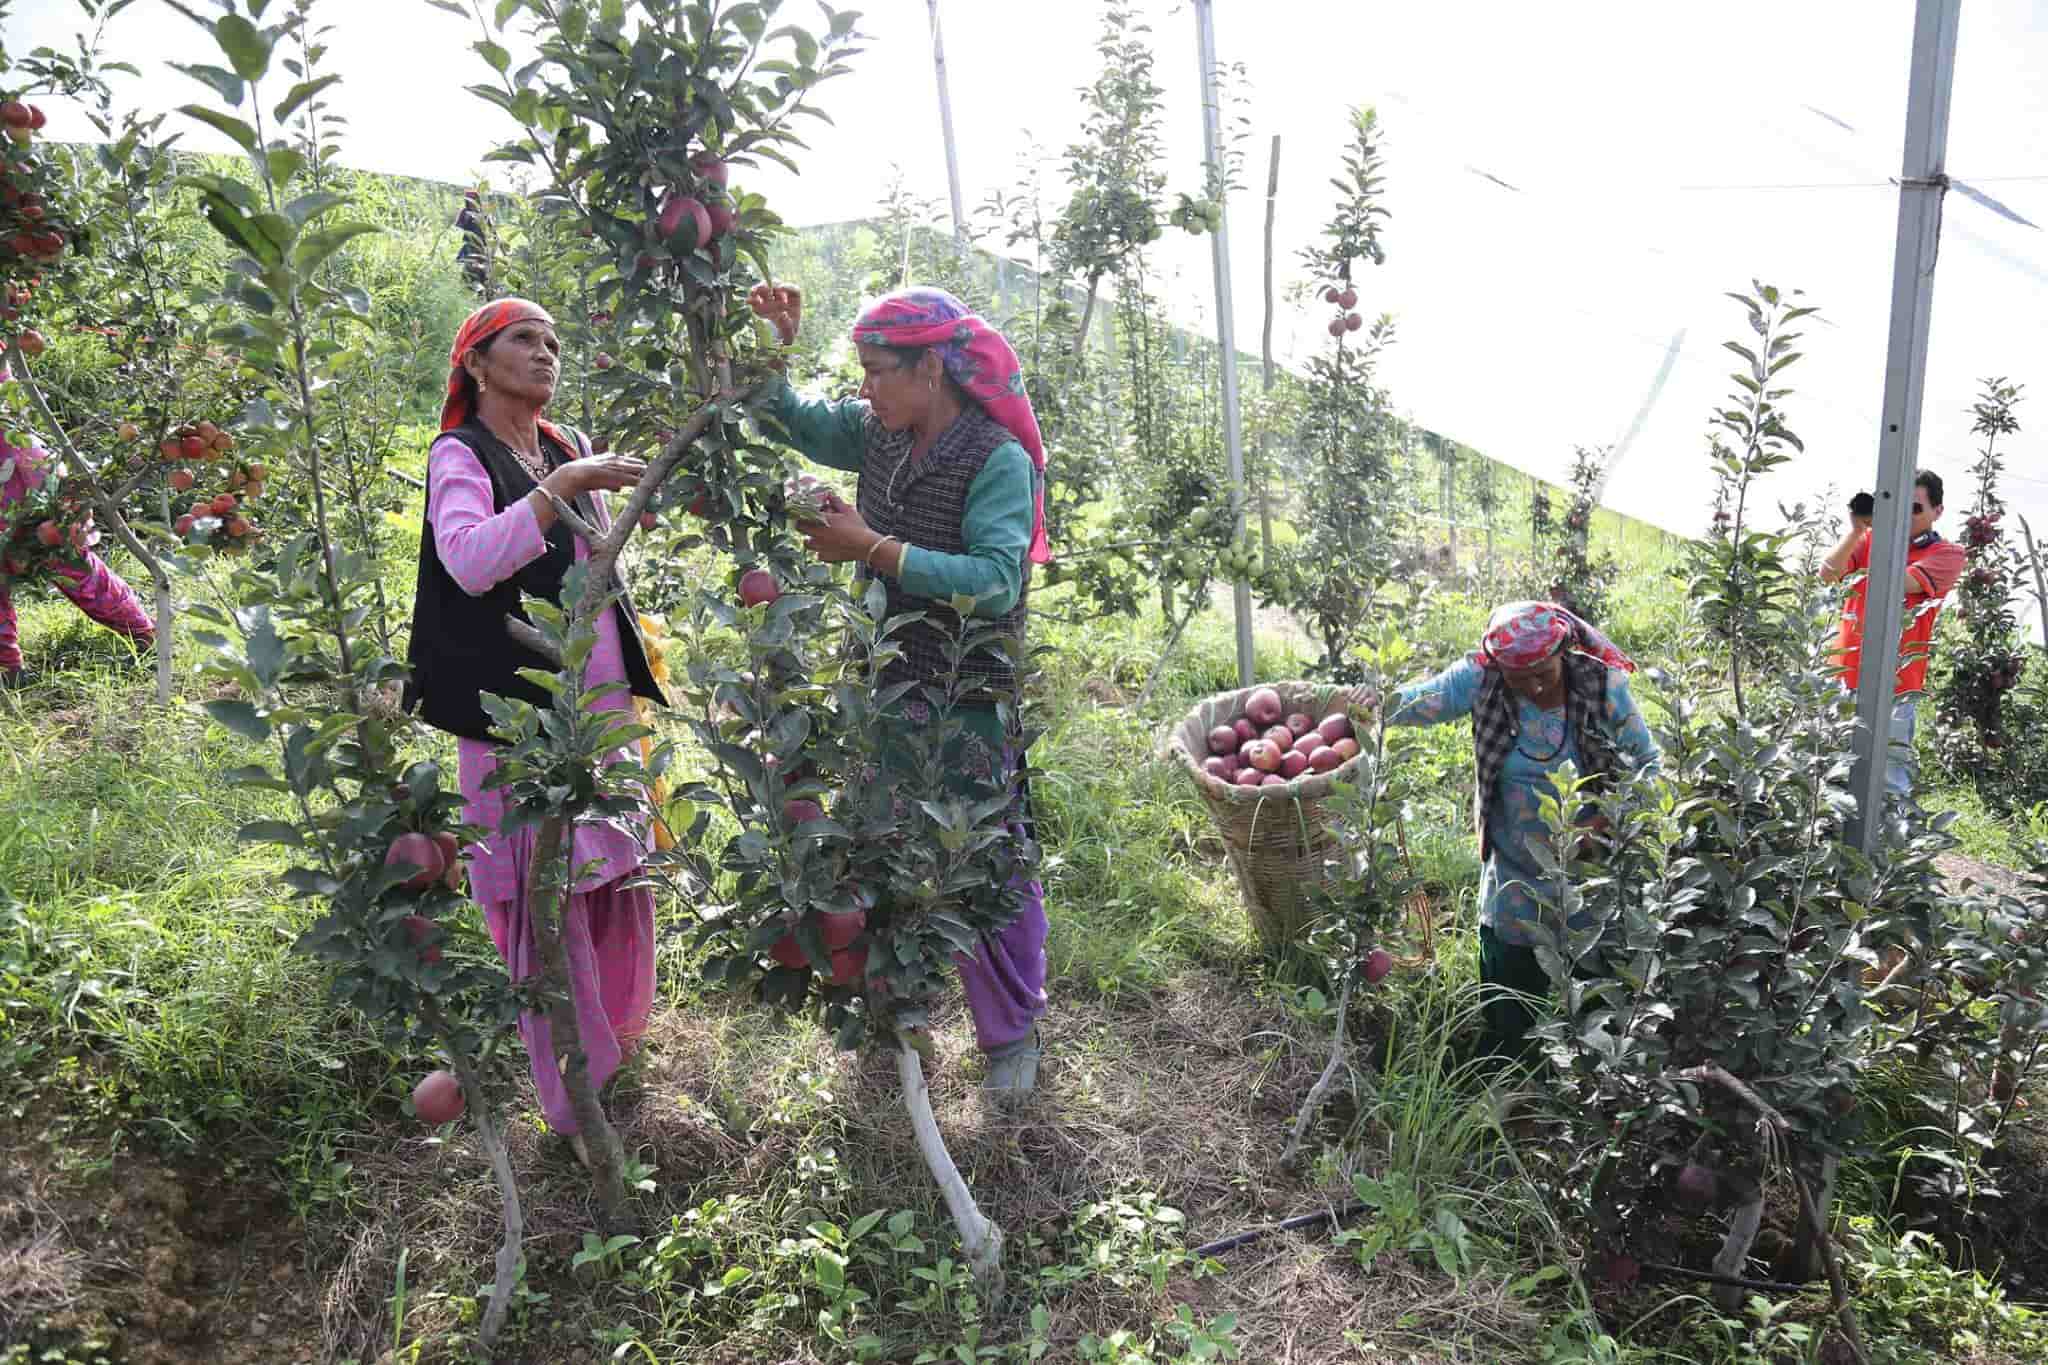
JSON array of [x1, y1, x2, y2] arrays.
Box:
[[204, 698, 270, 741], [476, 39, 512, 74], [273, 74, 342, 123], [237, 819, 303, 847], [495, 0, 527, 27], [215, 14, 274, 82], [293, 222, 380, 274], [178, 104, 259, 153], [170, 62, 245, 105], [283, 191, 347, 228]]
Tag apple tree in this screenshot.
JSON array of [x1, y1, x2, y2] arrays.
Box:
[[156, 3, 535, 1348], [1256, 106, 1401, 681]]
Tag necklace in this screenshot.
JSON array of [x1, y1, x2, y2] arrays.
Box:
[[1514, 708, 1569, 763], [510, 441, 550, 485]]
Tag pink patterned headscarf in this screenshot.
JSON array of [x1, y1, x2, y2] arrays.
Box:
[[853, 287, 1050, 564], [1473, 600, 1636, 673]]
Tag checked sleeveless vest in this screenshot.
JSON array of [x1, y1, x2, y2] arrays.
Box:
[[1470, 652, 1622, 859], [855, 407, 1030, 700]]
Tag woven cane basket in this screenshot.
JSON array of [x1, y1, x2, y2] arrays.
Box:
[[1162, 681, 1369, 953]]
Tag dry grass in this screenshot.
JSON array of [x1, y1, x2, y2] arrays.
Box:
[[305, 958, 1558, 1363]]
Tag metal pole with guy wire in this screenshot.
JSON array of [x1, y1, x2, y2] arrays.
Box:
[[1194, 0, 1255, 687], [1846, 0, 1961, 853], [926, 0, 968, 263]]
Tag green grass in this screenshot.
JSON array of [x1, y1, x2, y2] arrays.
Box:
[[3, 534, 2045, 1365]]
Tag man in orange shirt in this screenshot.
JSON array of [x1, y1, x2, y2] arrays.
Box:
[[1820, 469, 1967, 800]]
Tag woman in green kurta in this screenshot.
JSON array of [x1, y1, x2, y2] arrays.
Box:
[[747, 283, 1051, 1100]]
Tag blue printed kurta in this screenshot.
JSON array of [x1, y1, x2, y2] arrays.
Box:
[[1385, 658, 1659, 946]]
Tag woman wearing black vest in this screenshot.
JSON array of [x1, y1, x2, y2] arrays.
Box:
[[747, 283, 1052, 1104], [404, 298, 665, 1159]]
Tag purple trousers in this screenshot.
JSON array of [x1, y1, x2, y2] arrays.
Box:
[[954, 867, 1049, 1051], [0, 554, 155, 672]]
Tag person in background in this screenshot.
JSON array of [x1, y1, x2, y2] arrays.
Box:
[[403, 298, 665, 1163], [746, 281, 1052, 1103], [1848, 490, 1874, 533], [0, 423, 155, 688], [454, 189, 490, 292], [1364, 601, 1660, 1058], [1820, 469, 1966, 801]]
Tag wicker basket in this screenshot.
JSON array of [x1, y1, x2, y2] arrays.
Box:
[[1162, 681, 1370, 953]]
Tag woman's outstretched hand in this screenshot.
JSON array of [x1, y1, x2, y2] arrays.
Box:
[[747, 283, 802, 344], [800, 501, 882, 565], [543, 453, 646, 501]]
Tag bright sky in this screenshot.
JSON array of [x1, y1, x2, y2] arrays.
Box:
[[6, 1, 2048, 575]]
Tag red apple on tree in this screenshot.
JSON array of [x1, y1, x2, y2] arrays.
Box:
[[403, 915, 443, 965], [738, 568, 779, 607], [658, 193, 712, 247], [384, 832, 445, 891], [413, 1069, 464, 1125], [1362, 947, 1393, 983], [828, 943, 867, 987], [34, 520, 60, 547], [1337, 288, 1357, 309], [690, 153, 729, 189]]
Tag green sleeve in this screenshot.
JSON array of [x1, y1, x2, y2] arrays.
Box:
[[897, 441, 1034, 618], [760, 375, 870, 473]]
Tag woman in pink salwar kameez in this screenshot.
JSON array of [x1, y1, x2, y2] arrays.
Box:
[[403, 299, 667, 1159], [1, 430, 156, 687]]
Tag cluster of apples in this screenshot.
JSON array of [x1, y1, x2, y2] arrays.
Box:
[[1321, 283, 1362, 338], [0, 279, 40, 323], [0, 99, 69, 269], [1200, 686, 1360, 791], [646, 153, 737, 265], [385, 830, 474, 1127], [1169, 192, 1223, 235]]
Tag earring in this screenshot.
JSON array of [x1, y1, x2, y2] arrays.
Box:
[[478, 380, 488, 395]]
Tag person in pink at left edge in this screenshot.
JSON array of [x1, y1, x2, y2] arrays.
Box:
[[0, 369, 156, 686], [400, 299, 667, 1160]]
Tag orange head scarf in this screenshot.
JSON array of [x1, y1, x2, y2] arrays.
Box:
[[440, 297, 561, 434]]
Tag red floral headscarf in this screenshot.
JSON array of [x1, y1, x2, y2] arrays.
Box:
[[853, 287, 1051, 564], [1472, 600, 1636, 673], [440, 298, 563, 441]]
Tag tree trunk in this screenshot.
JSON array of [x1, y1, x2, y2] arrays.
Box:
[[1712, 1178, 1766, 1312], [898, 1037, 1004, 1293], [1281, 965, 1355, 1169], [528, 813, 630, 1228]]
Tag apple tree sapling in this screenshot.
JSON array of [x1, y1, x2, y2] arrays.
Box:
[[165, 5, 532, 1347], [1278, 630, 1421, 1169], [455, 0, 866, 1222], [1260, 106, 1401, 681], [684, 583, 1040, 1292]]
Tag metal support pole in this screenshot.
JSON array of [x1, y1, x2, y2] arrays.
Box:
[[927, 0, 968, 261], [1195, 0, 1256, 687], [1847, 0, 1960, 852]]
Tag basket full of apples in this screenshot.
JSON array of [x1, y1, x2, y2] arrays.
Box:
[[1163, 681, 1369, 953]]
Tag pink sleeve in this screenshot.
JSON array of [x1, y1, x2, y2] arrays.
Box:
[[428, 436, 547, 595]]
